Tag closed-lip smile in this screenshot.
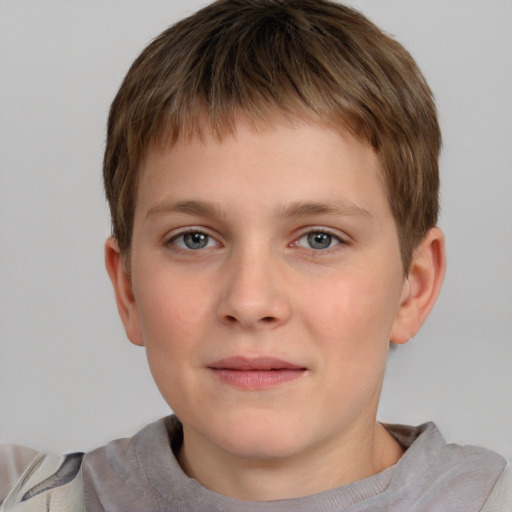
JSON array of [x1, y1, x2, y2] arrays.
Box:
[[207, 356, 307, 390]]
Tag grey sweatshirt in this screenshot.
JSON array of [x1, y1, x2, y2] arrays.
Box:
[[81, 416, 506, 511]]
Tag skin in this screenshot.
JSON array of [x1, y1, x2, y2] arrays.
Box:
[[106, 116, 445, 501]]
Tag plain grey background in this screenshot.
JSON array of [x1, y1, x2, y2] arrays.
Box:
[[1, 0, 511, 458]]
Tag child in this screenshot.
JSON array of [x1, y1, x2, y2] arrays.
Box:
[[1, 0, 510, 510]]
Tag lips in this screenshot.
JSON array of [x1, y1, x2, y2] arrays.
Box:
[[207, 357, 307, 390], [209, 356, 304, 371]]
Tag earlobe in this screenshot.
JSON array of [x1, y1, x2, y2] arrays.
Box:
[[391, 228, 446, 345], [104, 237, 144, 346]]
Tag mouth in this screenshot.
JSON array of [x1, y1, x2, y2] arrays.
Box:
[[207, 356, 307, 390]]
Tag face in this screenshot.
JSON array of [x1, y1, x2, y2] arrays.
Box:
[[117, 118, 412, 463]]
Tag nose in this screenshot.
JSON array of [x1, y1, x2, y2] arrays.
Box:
[[216, 248, 291, 329]]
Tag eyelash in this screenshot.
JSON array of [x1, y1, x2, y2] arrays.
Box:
[[165, 228, 347, 252]]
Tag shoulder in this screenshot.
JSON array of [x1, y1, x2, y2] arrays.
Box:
[[81, 417, 178, 511], [1, 417, 176, 512], [482, 464, 512, 512], [0, 451, 85, 512], [384, 422, 509, 511], [0, 444, 38, 505]]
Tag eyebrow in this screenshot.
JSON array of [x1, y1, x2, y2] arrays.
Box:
[[274, 200, 374, 221], [145, 199, 374, 221], [146, 200, 226, 219]]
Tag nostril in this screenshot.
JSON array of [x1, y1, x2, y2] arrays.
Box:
[[224, 315, 275, 324]]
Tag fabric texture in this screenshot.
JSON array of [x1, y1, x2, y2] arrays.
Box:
[[1, 417, 509, 511], [0, 445, 38, 505], [81, 415, 507, 512], [0, 451, 85, 512], [481, 465, 512, 512]]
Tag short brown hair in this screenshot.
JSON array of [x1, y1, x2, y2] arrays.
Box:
[[103, 0, 441, 271]]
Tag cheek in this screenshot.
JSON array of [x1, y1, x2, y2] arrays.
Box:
[[133, 270, 212, 355], [302, 268, 400, 351], [303, 273, 397, 409], [132, 273, 211, 409]]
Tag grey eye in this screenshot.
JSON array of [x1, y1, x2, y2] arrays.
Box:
[[172, 231, 216, 250], [296, 231, 341, 250], [183, 232, 209, 249], [307, 232, 332, 249]]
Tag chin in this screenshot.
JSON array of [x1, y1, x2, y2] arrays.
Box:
[[211, 412, 308, 461], [222, 434, 303, 461]]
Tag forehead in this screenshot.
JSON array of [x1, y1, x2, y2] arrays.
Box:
[[135, 117, 389, 224]]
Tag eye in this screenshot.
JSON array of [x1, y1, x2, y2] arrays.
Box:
[[295, 231, 342, 250], [170, 231, 217, 250]]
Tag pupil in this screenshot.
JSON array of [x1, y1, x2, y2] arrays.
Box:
[[308, 232, 331, 249], [184, 232, 208, 249]]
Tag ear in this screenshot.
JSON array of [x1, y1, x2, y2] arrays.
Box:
[[391, 227, 446, 345], [104, 237, 144, 346]]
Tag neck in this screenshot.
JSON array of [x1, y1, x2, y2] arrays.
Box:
[[178, 421, 403, 501]]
